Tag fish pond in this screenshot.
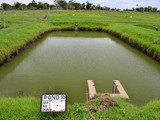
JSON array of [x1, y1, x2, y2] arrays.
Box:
[[0, 31, 160, 105]]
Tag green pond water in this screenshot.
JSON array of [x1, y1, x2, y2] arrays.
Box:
[[0, 31, 160, 105]]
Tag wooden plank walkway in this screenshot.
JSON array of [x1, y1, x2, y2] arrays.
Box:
[[87, 80, 129, 101], [87, 80, 97, 100]]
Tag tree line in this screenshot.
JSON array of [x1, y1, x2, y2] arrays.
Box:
[[124, 6, 158, 12], [0, 0, 110, 10], [0, 0, 159, 12]]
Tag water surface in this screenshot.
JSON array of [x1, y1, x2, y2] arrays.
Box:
[[0, 31, 160, 105]]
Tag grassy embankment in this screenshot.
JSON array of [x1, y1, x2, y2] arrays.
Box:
[[0, 10, 160, 64], [0, 97, 160, 120], [0, 10, 160, 119]]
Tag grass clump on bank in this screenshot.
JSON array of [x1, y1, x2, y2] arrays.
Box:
[[0, 97, 160, 120]]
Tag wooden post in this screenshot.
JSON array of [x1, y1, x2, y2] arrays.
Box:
[[87, 80, 96, 100], [75, 22, 78, 31]]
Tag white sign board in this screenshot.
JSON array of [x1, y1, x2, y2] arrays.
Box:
[[41, 93, 67, 113]]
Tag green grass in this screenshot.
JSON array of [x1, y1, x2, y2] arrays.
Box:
[[0, 10, 160, 63], [0, 10, 160, 119], [0, 97, 160, 120], [106, 23, 160, 55]]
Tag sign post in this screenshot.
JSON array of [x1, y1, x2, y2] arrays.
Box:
[[41, 93, 67, 113]]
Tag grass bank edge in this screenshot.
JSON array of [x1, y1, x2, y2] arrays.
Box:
[[0, 97, 160, 120], [106, 24, 160, 59], [0, 22, 160, 65], [0, 22, 73, 64]]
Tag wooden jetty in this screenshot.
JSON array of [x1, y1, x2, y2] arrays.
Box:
[[87, 80, 129, 101]]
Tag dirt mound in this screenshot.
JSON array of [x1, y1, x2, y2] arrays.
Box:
[[89, 93, 119, 113]]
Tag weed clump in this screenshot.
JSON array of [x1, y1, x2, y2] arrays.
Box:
[[88, 93, 119, 113]]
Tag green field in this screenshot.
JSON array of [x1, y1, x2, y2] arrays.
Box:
[[1, 10, 160, 28], [0, 10, 160, 119]]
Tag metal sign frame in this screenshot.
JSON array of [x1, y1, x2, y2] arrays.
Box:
[[41, 93, 67, 113]]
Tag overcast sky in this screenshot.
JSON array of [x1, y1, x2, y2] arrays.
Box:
[[0, 0, 160, 10]]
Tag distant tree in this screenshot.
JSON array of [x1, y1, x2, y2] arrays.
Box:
[[104, 6, 110, 10], [81, 3, 86, 9], [1, 3, 12, 10], [68, 0, 74, 5], [144, 7, 149, 12], [153, 7, 157, 12], [148, 6, 153, 12], [37, 2, 43, 9], [95, 4, 102, 10], [67, 0, 74, 9], [67, 4, 74, 9], [116, 9, 120, 11], [73, 2, 81, 10], [92, 5, 96, 10], [31, 0, 37, 7], [54, 0, 67, 9], [20, 4, 27, 10], [135, 6, 158, 12], [27, 0, 37, 9], [140, 7, 144, 12], [136, 7, 144, 12], [37, 2, 49, 9], [49, 4, 55, 9], [144, 6, 152, 12], [86, 1, 92, 10], [14, 2, 22, 9], [27, 4, 33, 9], [32, 0, 36, 4], [124, 9, 133, 11], [67, 1, 85, 10], [43, 3, 49, 9], [111, 8, 116, 11]]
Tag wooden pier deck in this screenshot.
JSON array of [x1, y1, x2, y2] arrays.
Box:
[[87, 80, 97, 100]]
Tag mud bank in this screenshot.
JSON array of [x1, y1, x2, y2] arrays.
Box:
[[0, 27, 159, 66]]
